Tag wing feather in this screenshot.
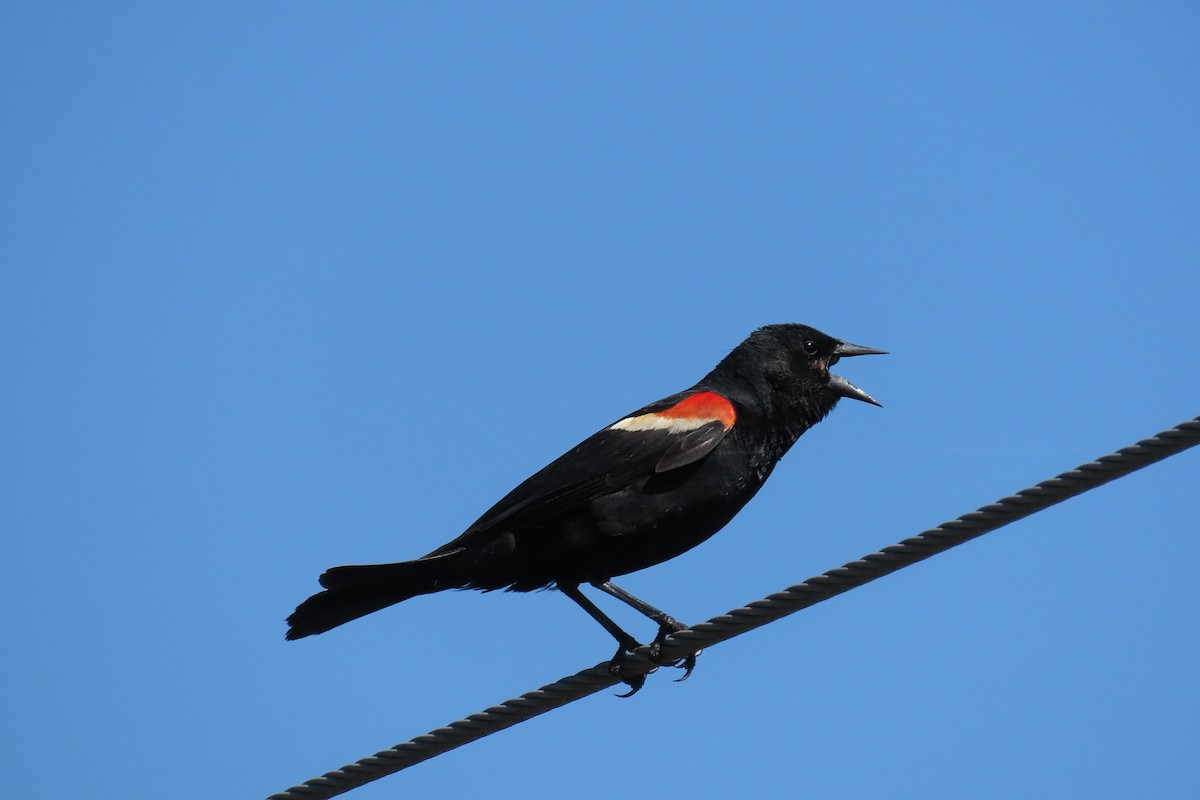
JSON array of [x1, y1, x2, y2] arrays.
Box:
[[427, 390, 735, 554]]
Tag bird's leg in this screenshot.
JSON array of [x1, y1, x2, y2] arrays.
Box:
[[591, 581, 702, 682], [559, 583, 653, 697]]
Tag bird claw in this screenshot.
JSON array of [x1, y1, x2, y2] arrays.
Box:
[[670, 651, 700, 682], [653, 648, 701, 681], [608, 641, 655, 698], [606, 625, 701, 696], [612, 671, 646, 698], [648, 623, 701, 682]]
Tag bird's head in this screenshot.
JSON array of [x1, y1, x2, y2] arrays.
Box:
[[708, 323, 886, 425]]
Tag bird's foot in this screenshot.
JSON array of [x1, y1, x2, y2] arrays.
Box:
[[647, 621, 702, 682], [608, 639, 656, 698]]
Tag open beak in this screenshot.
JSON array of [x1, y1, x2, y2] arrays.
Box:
[[828, 340, 886, 406]]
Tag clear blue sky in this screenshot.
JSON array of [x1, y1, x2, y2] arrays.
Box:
[[3, 4, 1198, 799]]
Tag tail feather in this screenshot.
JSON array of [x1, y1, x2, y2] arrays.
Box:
[[286, 552, 459, 640]]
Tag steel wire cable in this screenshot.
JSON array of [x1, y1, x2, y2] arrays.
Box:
[[268, 415, 1200, 800]]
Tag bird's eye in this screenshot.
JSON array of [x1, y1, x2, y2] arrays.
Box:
[[801, 339, 818, 355]]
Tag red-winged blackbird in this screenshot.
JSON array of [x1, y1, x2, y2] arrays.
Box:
[[287, 324, 884, 692]]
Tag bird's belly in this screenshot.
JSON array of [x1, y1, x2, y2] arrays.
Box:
[[554, 459, 765, 581]]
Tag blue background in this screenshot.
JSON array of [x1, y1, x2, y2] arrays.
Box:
[[3, 4, 1197, 798]]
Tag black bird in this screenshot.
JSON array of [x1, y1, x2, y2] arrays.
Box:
[[287, 324, 884, 693]]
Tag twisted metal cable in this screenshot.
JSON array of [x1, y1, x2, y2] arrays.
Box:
[[269, 415, 1200, 800]]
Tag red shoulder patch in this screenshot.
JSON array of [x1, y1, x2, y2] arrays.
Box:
[[657, 392, 737, 429], [610, 391, 736, 433]]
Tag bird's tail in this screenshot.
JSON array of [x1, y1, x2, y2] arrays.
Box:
[[285, 550, 461, 640]]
